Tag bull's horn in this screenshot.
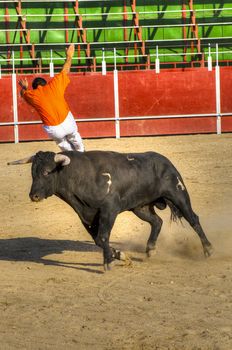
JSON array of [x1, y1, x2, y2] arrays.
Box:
[[54, 154, 70, 166], [7, 155, 34, 165]]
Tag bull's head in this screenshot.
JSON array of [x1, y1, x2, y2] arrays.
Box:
[[8, 151, 70, 202]]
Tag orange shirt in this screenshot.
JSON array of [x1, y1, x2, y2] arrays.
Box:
[[23, 71, 70, 126]]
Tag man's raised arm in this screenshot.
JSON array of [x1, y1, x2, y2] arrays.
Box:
[[62, 44, 75, 74]]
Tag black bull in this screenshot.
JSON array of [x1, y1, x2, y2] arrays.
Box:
[[8, 150, 212, 270]]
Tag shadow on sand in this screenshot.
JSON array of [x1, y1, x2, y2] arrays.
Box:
[[0, 237, 104, 274]]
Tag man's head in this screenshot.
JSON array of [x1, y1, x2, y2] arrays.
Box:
[[32, 77, 47, 90]]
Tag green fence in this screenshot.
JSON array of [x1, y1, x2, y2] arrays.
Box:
[[0, 1, 232, 72]]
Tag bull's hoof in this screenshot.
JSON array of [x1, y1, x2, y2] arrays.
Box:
[[103, 252, 132, 271], [203, 244, 213, 258], [103, 252, 115, 271], [146, 246, 156, 258], [104, 262, 112, 271]]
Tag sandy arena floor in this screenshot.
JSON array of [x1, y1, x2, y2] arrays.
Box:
[[0, 134, 232, 350]]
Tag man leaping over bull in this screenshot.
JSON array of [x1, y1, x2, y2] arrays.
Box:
[[19, 44, 85, 152]]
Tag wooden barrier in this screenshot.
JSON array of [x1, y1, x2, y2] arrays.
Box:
[[1, 67, 232, 142]]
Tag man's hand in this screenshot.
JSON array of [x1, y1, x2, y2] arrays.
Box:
[[66, 44, 74, 59], [18, 78, 29, 96], [18, 78, 28, 90]]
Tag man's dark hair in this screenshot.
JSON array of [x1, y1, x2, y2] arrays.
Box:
[[32, 77, 47, 90]]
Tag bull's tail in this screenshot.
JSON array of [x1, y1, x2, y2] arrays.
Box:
[[154, 198, 183, 223], [165, 199, 183, 223]]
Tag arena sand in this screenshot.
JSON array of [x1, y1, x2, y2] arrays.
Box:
[[0, 134, 232, 350]]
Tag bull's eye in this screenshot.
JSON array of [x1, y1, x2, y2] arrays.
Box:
[[43, 170, 49, 176]]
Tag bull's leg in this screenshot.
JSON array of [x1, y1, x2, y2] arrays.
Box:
[[133, 205, 163, 257], [192, 219, 213, 257], [82, 219, 124, 264], [183, 210, 212, 257], [167, 192, 213, 257], [94, 209, 118, 270]]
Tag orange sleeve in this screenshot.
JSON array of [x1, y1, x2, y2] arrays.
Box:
[[23, 89, 36, 104], [48, 71, 70, 96]]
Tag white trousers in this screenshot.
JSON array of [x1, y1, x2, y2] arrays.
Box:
[[43, 112, 84, 152]]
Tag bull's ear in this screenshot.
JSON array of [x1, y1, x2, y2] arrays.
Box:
[[7, 155, 34, 165], [54, 154, 70, 166]]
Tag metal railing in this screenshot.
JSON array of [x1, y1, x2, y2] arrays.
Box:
[[1, 6, 232, 17], [1, 41, 232, 70]]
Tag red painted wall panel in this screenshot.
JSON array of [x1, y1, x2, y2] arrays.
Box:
[[18, 124, 49, 141], [219, 68, 232, 133], [0, 126, 14, 142], [0, 74, 14, 141], [220, 67, 232, 114], [118, 68, 216, 117], [79, 121, 116, 138], [222, 117, 232, 132], [120, 117, 216, 137], [0, 76, 13, 123], [1, 67, 232, 142], [68, 73, 115, 119]]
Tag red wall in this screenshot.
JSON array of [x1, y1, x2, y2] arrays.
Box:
[[220, 67, 232, 132], [1, 67, 232, 142], [0, 76, 14, 141]]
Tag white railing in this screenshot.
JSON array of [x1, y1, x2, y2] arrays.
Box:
[[1, 43, 232, 67], [1, 21, 232, 32], [1, 37, 232, 50], [1, 6, 232, 18]]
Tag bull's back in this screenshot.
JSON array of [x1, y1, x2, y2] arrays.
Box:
[[63, 150, 181, 206]]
